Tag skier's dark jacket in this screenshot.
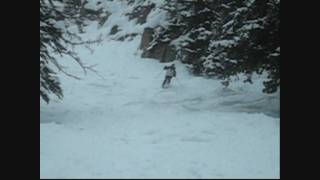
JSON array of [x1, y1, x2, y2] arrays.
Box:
[[164, 65, 176, 77]]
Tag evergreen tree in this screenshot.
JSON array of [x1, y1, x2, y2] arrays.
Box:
[[40, 0, 93, 103], [149, 0, 221, 74], [148, 0, 280, 93], [203, 0, 280, 93]]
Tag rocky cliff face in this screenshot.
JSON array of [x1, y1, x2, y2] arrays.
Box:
[[139, 27, 176, 62], [126, 3, 155, 25]]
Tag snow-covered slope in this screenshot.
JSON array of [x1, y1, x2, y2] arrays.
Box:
[[40, 1, 279, 178]]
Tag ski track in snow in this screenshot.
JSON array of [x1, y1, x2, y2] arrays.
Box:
[[40, 3, 279, 178]]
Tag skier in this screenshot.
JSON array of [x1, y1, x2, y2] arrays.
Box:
[[243, 70, 253, 84], [162, 64, 176, 88]]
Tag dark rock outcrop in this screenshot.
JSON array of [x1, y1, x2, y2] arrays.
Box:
[[139, 28, 154, 50], [109, 25, 120, 35], [126, 3, 155, 25], [140, 28, 176, 62], [117, 33, 139, 41]]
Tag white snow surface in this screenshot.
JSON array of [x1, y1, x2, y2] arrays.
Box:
[[40, 2, 279, 178]]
